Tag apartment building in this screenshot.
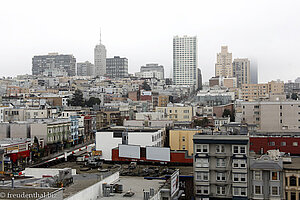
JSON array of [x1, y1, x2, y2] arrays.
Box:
[[241, 80, 284, 101], [155, 105, 194, 122], [169, 129, 201, 156], [249, 152, 284, 200], [232, 58, 250, 88], [193, 133, 249, 200], [215, 46, 233, 78], [284, 157, 300, 200], [241, 100, 300, 132]]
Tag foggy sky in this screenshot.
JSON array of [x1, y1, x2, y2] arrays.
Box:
[[0, 0, 300, 82]]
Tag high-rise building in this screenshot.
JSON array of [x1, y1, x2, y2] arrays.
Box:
[[32, 53, 76, 76], [77, 61, 94, 76], [197, 68, 202, 90], [94, 35, 107, 77], [173, 35, 198, 87], [215, 46, 233, 77], [232, 58, 250, 88], [106, 56, 128, 78], [250, 59, 258, 84]]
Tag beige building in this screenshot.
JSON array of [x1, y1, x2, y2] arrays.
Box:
[[155, 106, 194, 122], [241, 80, 284, 101], [169, 129, 201, 156], [215, 46, 233, 77], [284, 157, 300, 200], [232, 58, 250, 88], [241, 100, 300, 132]]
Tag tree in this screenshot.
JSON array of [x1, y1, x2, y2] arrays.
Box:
[[222, 109, 231, 117], [291, 93, 298, 100], [142, 81, 151, 91], [85, 97, 101, 107], [194, 117, 209, 127], [68, 89, 85, 106]]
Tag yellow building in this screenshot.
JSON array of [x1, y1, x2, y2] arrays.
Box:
[[155, 106, 193, 121], [158, 95, 169, 107], [169, 129, 201, 156], [241, 80, 284, 101]]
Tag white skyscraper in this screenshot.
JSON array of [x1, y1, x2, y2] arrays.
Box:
[[94, 33, 106, 77], [173, 35, 198, 87]]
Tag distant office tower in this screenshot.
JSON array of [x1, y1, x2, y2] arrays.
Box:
[[173, 35, 198, 87], [77, 61, 94, 76], [215, 46, 233, 77], [250, 59, 258, 84], [106, 56, 128, 78], [94, 36, 107, 77], [232, 58, 250, 88], [32, 53, 76, 76]]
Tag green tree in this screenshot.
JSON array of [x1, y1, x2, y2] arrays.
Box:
[[291, 93, 298, 100], [68, 89, 85, 106], [142, 81, 151, 91], [85, 97, 101, 107], [222, 109, 231, 117], [194, 117, 209, 127]]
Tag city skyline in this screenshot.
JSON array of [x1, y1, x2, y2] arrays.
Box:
[[0, 0, 300, 83]]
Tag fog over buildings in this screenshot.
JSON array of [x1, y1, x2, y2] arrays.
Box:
[[0, 0, 300, 82]]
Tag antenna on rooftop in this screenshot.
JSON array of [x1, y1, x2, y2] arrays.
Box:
[[99, 28, 102, 44]]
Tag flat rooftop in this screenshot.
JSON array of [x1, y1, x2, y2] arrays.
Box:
[[100, 176, 162, 200]]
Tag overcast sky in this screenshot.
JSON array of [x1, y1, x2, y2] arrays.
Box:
[[0, 0, 300, 82]]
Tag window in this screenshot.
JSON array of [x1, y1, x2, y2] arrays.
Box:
[[290, 176, 297, 186], [196, 186, 209, 195], [240, 146, 246, 154], [293, 142, 298, 146], [271, 186, 279, 195], [233, 174, 239, 182], [233, 146, 239, 154], [233, 188, 239, 195], [216, 186, 226, 195], [241, 188, 246, 196], [233, 159, 246, 168], [281, 142, 286, 146], [183, 110, 189, 113], [195, 158, 209, 168], [269, 142, 275, 146], [255, 185, 261, 194], [182, 145, 185, 150], [196, 144, 209, 153], [216, 145, 225, 153], [196, 172, 209, 181], [217, 158, 226, 167], [182, 136, 185, 141], [271, 171, 279, 181], [217, 173, 226, 181], [241, 174, 246, 182], [254, 171, 262, 180]]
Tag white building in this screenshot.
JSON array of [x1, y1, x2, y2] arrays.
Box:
[[77, 61, 95, 76], [94, 38, 106, 77], [173, 35, 199, 88], [215, 46, 233, 78], [95, 128, 164, 160]]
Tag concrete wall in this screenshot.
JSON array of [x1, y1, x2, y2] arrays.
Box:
[[10, 123, 29, 138], [31, 123, 48, 143], [96, 132, 122, 160], [0, 123, 9, 139], [65, 172, 119, 200]]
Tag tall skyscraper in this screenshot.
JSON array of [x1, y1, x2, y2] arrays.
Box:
[[32, 53, 76, 76], [173, 35, 198, 87], [94, 33, 106, 77], [215, 46, 233, 77], [232, 58, 251, 88], [77, 61, 94, 76], [106, 56, 128, 78], [250, 59, 258, 84]]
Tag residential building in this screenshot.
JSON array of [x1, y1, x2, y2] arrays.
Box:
[[193, 132, 249, 199], [232, 58, 250, 88], [156, 105, 194, 122], [106, 56, 128, 78], [32, 53, 76, 76], [94, 39, 107, 77], [196, 89, 235, 106], [241, 100, 300, 132], [173, 35, 198, 87], [77, 61, 94, 76], [241, 80, 284, 101], [283, 157, 300, 200], [158, 95, 169, 107], [215, 46, 233, 78], [169, 129, 201, 156], [209, 76, 237, 88], [136, 63, 164, 80], [249, 151, 284, 200], [250, 59, 258, 84]]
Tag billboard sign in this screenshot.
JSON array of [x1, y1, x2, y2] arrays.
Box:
[[171, 169, 180, 197]]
